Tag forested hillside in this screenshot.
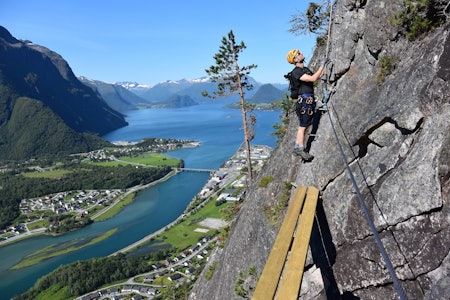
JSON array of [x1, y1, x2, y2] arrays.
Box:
[[0, 162, 171, 229], [0, 26, 127, 160]]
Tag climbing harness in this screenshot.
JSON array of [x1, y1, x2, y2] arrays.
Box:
[[321, 1, 408, 299]]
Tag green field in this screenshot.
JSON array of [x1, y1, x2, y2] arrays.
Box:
[[22, 169, 73, 179], [27, 219, 47, 230], [93, 193, 136, 222], [150, 200, 231, 251], [86, 152, 180, 167], [21, 152, 179, 178], [118, 153, 180, 167]]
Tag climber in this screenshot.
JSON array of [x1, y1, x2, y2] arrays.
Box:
[[286, 49, 328, 161]]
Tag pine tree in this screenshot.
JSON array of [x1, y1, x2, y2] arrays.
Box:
[[288, 1, 331, 36], [203, 30, 257, 183]]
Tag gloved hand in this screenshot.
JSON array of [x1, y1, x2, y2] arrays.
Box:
[[320, 58, 330, 68]]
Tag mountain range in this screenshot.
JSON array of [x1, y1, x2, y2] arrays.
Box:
[[83, 77, 288, 110], [0, 24, 287, 160]]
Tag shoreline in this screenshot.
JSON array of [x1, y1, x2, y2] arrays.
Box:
[[0, 169, 180, 248], [111, 144, 271, 255], [1, 144, 269, 251]]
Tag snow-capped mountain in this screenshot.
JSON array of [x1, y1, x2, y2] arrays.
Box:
[[115, 81, 152, 89], [88, 76, 288, 108], [114, 81, 153, 97], [114, 76, 283, 104], [79, 77, 150, 112]]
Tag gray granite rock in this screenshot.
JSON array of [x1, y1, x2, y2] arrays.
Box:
[[190, 0, 450, 299]]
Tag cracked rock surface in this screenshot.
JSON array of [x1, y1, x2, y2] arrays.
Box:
[[190, 1, 450, 299]]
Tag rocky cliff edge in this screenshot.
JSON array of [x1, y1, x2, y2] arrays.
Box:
[[190, 1, 450, 299]]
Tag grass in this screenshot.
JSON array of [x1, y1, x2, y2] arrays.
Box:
[[259, 176, 274, 188], [11, 228, 118, 270], [92, 193, 136, 222], [84, 160, 127, 167], [262, 181, 293, 225], [118, 153, 180, 167], [34, 284, 69, 300], [22, 169, 72, 179], [377, 55, 397, 85], [151, 200, 231, 252], [27, 219, 47, 230], [86, 153, 180, 167], [205, 261, 218, 280]]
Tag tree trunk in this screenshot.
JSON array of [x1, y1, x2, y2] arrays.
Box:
[[238, 86, 253, 183]]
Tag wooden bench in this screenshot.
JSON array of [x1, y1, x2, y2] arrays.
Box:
[[252, 186, 319, 300]]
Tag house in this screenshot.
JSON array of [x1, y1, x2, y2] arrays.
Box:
[[168, 273, 182, 281], [214, 171, 227, 180], [183, 259, 192, 267], [189, 244, 199, 253], [121, 286, 132, 292], [144, 274, 155, 282], [152, 262, 164, 269], [83, 293, 99, 300], [217, 188, 241, 202], [232, 177, 246, 188], [163, 258, 174, 266], [149, 288, 160, 295], [185, 267, 196, 275], [226, 194, 241, 202]]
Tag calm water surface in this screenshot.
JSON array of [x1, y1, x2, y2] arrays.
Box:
[[0, 102, 280, 299]]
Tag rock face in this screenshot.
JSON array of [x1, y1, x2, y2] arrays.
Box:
[[190, 1, 450, 299]]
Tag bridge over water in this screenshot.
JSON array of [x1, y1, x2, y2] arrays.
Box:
[[176, 167, 215, 173]]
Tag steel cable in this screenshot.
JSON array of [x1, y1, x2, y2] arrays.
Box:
[[325, 104, 408, 300], [320, 1, 408, 299]]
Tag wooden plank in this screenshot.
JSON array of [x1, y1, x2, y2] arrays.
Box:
[[275, 186, 319, 300], [252, 186, 307, 300]]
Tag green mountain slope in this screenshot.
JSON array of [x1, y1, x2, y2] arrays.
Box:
[[249, 84, 285, 104], [0, 97, 109, 160], [0, 26, 127, 159]]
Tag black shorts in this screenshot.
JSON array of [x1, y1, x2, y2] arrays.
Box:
[[295, 95, 315, 127]]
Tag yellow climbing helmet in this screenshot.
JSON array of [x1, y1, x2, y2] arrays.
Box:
[[286, 49, 299, 64]]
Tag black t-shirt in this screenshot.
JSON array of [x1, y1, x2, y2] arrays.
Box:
[[290, 66, 314, 99]]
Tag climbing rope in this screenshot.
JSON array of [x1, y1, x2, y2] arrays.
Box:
[[321, 1, 408, 299]]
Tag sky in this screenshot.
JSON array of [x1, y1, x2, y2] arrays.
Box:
[[1, 0, 317, 86]]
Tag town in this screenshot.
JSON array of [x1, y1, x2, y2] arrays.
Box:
[[79, 145, 272, 300], [1, 144, 272, 299]]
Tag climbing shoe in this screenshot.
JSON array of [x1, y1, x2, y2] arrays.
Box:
[[293, 149, 314, 161]]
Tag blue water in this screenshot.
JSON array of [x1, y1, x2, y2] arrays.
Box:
[[0, 102, 280, 299]]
